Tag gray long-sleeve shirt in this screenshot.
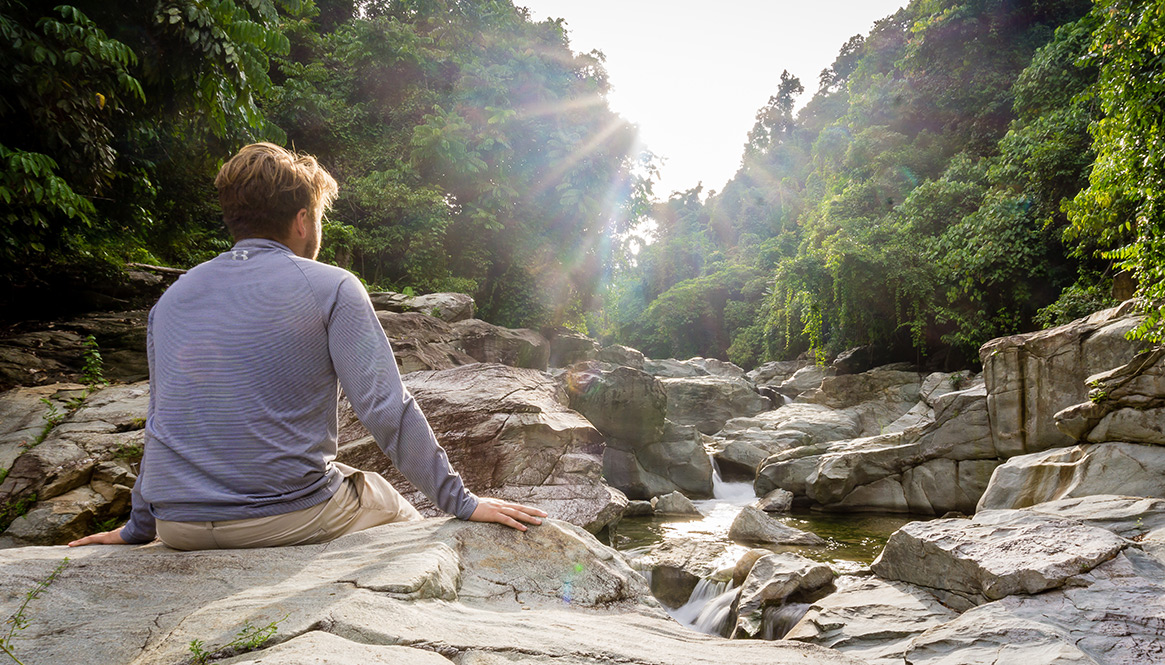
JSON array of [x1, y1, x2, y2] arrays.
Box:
[[120, 238, 478, 543]]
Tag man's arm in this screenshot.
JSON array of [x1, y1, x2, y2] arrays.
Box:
[[328, 276, 543, 529]]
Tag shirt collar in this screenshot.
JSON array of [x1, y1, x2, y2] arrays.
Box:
[[231, 238, 295, 255]]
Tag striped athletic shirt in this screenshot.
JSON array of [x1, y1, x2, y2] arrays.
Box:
[[120, 238, 478, 543]]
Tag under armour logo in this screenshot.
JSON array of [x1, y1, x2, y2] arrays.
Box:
[[232, 249, 249, 261]]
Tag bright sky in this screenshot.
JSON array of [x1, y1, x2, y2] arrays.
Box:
[[519, 1, 907, 199]]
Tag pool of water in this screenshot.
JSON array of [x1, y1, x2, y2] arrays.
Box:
[[606, 463, 922, 637], [609, 480, 916, 575]]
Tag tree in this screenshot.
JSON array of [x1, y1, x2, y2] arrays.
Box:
[[1066, 0, 1165, 343]]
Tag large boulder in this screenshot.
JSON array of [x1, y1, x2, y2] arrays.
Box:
[[369, 291, 475, 323], [563, 362, 710, 499], [755, 384, 997, 515], [728, 505, 826, 546], [451, 320, 550, 370], [801, 367, 924, 435], [980, 301, 1147, 458], [1055, 347, 1165, 445], [376, 311, 477, 374], [603, 420, 714, 500], [977, 442, 1165, 511], [778, 364, 831, 398], [785, 575, 958, 665], [785, 496, 1165, 664], [660, 376, 770, 435], [562, 363, 666, 444], [642, 357, 747, 380], [0, 518, 865, 665], [732, 552, 835, 639], [595, 344, 646, 370], [338, 364, 622, 533], [545, 328, 599, 368], [870, 511, 1126, 609], [407, 292, 475, 322], [902, 550, 1165, 665], [651, 490, 701, 516]]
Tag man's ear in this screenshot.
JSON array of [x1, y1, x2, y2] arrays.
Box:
[[293, 208, 310, 238]]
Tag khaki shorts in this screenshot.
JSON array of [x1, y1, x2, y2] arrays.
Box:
[[156, 463, 421, 550]]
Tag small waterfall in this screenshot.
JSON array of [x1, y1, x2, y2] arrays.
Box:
[[760, 602, 811, 640], [667, 577, 738, 637], [710, 454, 756, 503]]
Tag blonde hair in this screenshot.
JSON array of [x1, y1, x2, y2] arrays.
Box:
[[214, 143, 338, 240]]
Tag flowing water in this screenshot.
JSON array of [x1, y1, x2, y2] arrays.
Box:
[[610, 457, 917, 638]]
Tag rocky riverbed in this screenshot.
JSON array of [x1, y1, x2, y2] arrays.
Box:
[[1, 293, 1163, 663]]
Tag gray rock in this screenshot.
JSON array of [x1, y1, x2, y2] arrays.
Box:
[[977, 442, 1165, 511], [903, 550, 1165, 665], [980, 301, 1147, 458], [642, 358, 708, 378], [728, 505, 825, 545], [651, 491, 701, 516], [595, 344, 645, 369], [784, 575, 958, 665], [870, 512, 1126, 606], [755, 489, 794, 512], [450, 319, 550, 370], [0, 518, 862, 665], [746, 360, 804, 386], [0, 383, 87, 473], [1, 383, 148, 545], [563, 363, 666, 444], [546, 329, 599, 368], [624, 500, 654, 517], [407, 292, 475, 322], [376, 311, 476, 374], [660, 376, 772, 435], [222, 631, 456, 664], [628, 538, 738, 608], [755, 384, 996, 515], [686, 357, 748, 379], [369, 291, 474, 323], [732, 552, 835, 638], [780, 365, 830, 396], [603, 420, 714, 500], [338, 364, 619, 533], [1054, 347, 1165, 445]]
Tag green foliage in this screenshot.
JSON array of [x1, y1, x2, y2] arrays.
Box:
[[188, 616, 285, 664], [1034, 274, 1118, 329], [30, 398, 66, 449], [266, 2, 649, 328], [1, 1, 308, 315], [0, 557, 69, 665], [81, 335, 106, 387], [1066, 0, 1165, 343]]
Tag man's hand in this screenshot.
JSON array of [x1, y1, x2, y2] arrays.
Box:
[[468, 498, 547, 531], [68, 527, 128, 547]]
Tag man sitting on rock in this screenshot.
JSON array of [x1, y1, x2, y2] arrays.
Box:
[[70, 143, 545, 549]]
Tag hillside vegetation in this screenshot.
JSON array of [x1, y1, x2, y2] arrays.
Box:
[[601, 0, 1165, 368]]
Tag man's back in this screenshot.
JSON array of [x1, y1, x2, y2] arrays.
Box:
[[142, 238, 352, 521]]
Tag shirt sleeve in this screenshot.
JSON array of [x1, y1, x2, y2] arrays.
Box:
[[326, 275, 479, 520], [120, 310, 157, 544]]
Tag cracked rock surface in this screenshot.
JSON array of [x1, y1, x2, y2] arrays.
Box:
[[0, 518, 862, 665]]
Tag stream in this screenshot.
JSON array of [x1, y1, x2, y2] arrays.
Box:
[[609, 460, 915, 637]]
